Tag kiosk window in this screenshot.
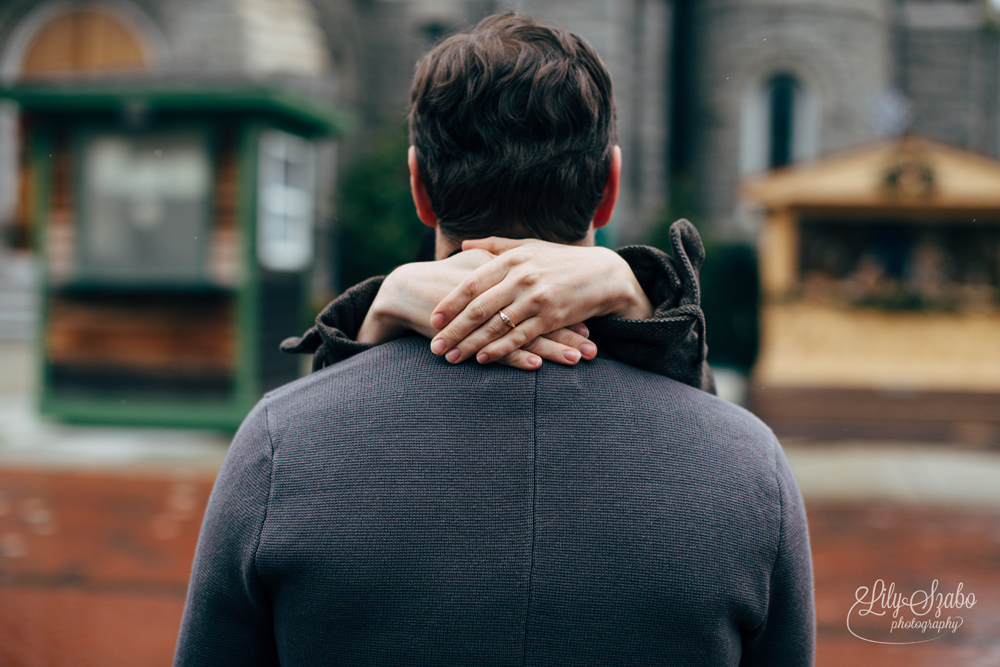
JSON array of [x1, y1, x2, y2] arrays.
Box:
[[80, 129, 211, 282], [257, 131, 316, 272], [799, 218, 1000, 307]]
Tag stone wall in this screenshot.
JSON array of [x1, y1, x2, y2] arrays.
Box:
[[899, 0, 1000, 157], [689, 0, 891, 236]]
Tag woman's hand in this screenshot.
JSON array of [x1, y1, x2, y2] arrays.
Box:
[[428, 238, 653, 365], [358, 250, 493, 344], [356, 249, 594, 370]]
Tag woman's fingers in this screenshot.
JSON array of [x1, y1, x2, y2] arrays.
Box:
[[488, 327, 597, 370], [440, 310, 543, 364], [483, 326, 593, 365], [535, 327, 597, 360], [430, 276, 529, 355], [430, 287, 513, 356], [439, 310, 595, 368], [433, 286, 598, 365], [494, 349, 543, 371], [520, 334, 588, 365], [429, 256, 514, 331]]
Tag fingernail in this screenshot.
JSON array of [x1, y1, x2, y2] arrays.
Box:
[[528, 355, 541, 368], [581, 342, 597, 358], [431, 339, 447, 355], [477, 353, 490, 364], [578, 324, 590, 338], [563, 349, 581, 363], [446, 349, 461, 363], [430, 313, 446, 329]]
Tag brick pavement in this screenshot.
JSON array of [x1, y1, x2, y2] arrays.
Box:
[[0, 467, 214, 667]]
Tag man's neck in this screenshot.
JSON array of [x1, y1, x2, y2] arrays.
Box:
[[433, 228, 597, 260], [434, 233, 462, 261]]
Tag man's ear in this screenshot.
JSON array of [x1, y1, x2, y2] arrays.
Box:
[[591, 145, 622, 230], [408, 146, 437, 228]]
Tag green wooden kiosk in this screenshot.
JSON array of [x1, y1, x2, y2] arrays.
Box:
[[1, 82, 345, 429]]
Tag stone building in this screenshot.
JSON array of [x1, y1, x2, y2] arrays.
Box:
[[676, 0, 1000, 238]]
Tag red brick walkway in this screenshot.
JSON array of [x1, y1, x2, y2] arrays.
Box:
[[1, 467, 998, 666], [0, 468, 213, 667]]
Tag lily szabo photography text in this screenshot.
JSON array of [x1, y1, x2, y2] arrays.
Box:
[[848, 579, 978, 645]]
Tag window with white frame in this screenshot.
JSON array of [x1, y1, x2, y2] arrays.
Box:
[[257, 131, 316, 273]]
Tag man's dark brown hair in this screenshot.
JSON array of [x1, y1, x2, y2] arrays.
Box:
[[409, 12, 616, 244]]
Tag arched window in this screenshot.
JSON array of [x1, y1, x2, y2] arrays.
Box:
[[739, 69, 819, 175], [767, 74, 798, 169], [19, 8, 147, 80]]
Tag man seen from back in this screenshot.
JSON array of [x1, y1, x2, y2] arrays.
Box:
[[175, 13, 815, 666]]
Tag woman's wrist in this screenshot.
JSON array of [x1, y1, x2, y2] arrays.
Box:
[[606, 250, 653, 320], [357, 268, 411, 344]]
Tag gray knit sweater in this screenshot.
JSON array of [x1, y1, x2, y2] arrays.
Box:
[[175, 337, 814, 666]]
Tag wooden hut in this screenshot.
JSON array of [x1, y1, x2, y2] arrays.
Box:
[[1, 81, 344, 429], [742, 136, 1000, 445]]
